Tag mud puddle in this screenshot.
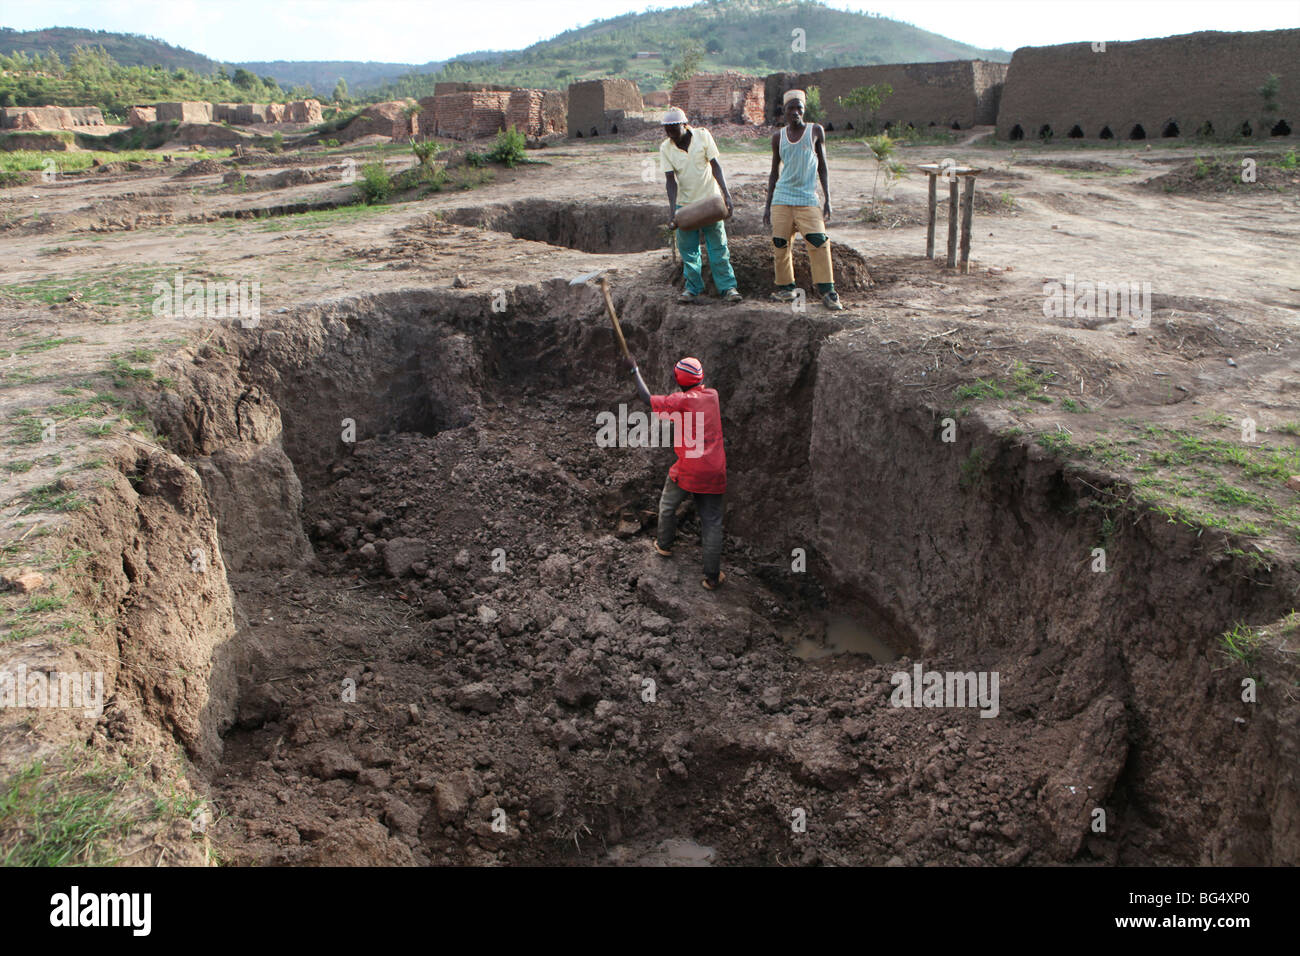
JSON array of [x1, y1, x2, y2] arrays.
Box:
[[786, 612, 900, 663]]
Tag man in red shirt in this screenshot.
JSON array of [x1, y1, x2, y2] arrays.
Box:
[[626, 355, 727, 589]]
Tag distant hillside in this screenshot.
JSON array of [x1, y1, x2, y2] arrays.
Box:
[[0, 26, 217, 72], [375, 0, 1010, 98], [231, 60, 440, 95], [0, 27, 477, 95]]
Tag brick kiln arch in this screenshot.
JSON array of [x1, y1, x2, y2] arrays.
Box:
[[1272, 119, 1292, 136], [1067, 124, 1084, 138], [1162, 120, 1180, 137]]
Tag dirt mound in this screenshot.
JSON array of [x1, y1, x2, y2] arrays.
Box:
[[336, 101, 415, 143], [91, 161, 145, 175], [173, 159, 229, 178], [668, 234, 874, 295], [1016, 159, 1117, 172], [221, 167, 336, 190], [1138, 155, 1299, 194]]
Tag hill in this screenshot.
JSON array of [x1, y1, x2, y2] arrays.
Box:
[[227, 60, 441, 95], [0, 26, 217, 72], [375, 0, 1011, 98]]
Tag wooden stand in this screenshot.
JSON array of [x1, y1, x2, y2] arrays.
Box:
[[918, 164, 981, 275]]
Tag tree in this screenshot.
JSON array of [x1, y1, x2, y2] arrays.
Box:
[[666, 41, 703, 87], [862, 133, 906, 220], [232, 67, 258, 90], [705, 38, 723, 54], [333, 77, 349, 102], [838, 82, 893, 132], [608, 56, 628, 75]]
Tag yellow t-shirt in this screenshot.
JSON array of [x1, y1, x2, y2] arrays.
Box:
[[659, 127, 721, 206]]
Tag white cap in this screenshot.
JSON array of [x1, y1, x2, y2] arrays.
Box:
[[783, 89, 806, 105], [661, 107, 687, 125]]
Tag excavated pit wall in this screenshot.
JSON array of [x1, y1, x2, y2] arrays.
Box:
[[812, 334, 1299, 863], [135, 281, 1298, 862]]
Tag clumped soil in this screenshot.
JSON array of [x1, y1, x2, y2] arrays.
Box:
[[211, 390, 1088, 866], [1138, 156, 1300, 194], [174, 159, 230, 178], [676, 234, 877, 297]]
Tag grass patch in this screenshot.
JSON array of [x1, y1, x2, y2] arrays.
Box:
[[4, 265, 176, 317], [13, 336, 84, 354], [21, 483, 83, 515], [1219, 621, 1264, 667], [0, 756, 148, 867]]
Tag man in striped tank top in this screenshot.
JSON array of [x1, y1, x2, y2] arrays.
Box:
[[763, 89, 844, 311]]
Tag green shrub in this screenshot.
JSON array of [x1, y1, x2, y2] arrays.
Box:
[[803, 86, 822, 123], [465, 152, 487, 168], [412, 140, 443, 168], [357, 162, 392, 204], [487, 125, 527, 168]]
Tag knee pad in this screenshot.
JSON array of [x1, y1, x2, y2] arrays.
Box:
[[772, 237, 789, 248], [806, 233, 829, 248]]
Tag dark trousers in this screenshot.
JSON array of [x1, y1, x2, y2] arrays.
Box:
[[657, 474, 724, 580]]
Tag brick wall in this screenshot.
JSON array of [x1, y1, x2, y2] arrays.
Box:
[[506, 89, 566, 136], [235, 103, 268, 124], [156, 101, 213, 123], [672, 72, 766, 124], [126, 106, 157, 126], [997, 29, 1299, 140], [286, 99, 323, 123], [567, 79, 643, 137], [432, 91, 511, 140], [811, 61, 1002, 131], [1, 105, 103, 129]]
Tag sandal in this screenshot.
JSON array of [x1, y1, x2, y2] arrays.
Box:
[[701, 571, 727, 590]]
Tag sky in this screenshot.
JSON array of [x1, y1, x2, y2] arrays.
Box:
[[1, 0, 1296, 64]]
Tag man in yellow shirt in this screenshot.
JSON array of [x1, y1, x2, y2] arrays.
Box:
[[659, 108, 742, 304]]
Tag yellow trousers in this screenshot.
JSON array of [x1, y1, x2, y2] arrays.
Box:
[[771, 204, 834, 286]]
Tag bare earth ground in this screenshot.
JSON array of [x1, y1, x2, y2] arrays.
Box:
[[1, 129, 1298, 865]]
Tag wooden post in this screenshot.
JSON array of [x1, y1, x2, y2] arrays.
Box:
[[926, 172, 937, 259], [959, 176, 975, 275], [946, 177, 959, 268]]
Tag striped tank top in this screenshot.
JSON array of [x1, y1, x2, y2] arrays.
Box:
[[772, 123, 818, 207]]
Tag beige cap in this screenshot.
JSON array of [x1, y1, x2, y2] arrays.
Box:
[[661, 107, 688, 125], [783, 89, 806, 105]]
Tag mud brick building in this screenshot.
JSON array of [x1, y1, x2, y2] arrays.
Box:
[[156, 101, 214, 123], [506, 89, 567, 137], [286, 99, 323, 123], [234, 103, 267, 124], [996, 30, 1300, 141], [567, 78, 643, 137], [767, 60, 1007, 131], [0, 105, 105, 129], [669, 72, 766, 125], [425, 91, 512, 140], [126, 106, 157, 126]]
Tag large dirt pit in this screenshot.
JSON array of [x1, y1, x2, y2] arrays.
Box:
[[137, 271, 1294, 867], [2, 139, 1298, 867]]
